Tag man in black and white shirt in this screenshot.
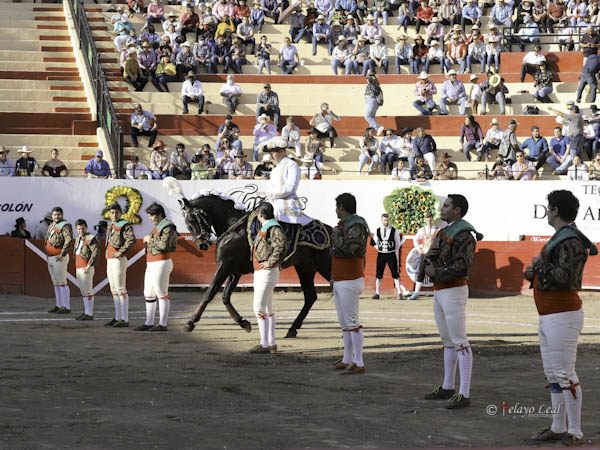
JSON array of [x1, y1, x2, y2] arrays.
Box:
[[370, 213, 404, 300]]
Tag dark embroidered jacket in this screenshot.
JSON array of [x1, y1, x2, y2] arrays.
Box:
[[427, 230, 476, 282], [253, 226, 286, 268], [532, 238, 588, 291], [331, 223, 369, 259]]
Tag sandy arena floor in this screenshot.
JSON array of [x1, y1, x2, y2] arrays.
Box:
[[1, 291, 599, 450]]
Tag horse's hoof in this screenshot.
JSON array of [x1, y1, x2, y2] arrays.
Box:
[[240, 319, 252, 333], [285, 329, 297, 338], [183, 321, 195, 332]]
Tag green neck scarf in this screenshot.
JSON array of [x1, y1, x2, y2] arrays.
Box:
[[443, 219, 484, 241], [543, 224, 598, 256], [261, 219, 280, 233]]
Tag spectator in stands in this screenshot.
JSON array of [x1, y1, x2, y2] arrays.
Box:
[[262, 0, 280, 23], [152, 54, 177, 92], [281, 117, 302, 157], [140, 28, 160, 51], [425, 40, 444, 73], [391, 157, 411, 181], [191, 39, 210, 73], [434, 152, 458, 180], [558, 18, 575, 51], [479, 117, 503, 161], [490, 0, 513, 28], [165, 25, 180, 46], [230, 152, 253, 179], [499, 119, 520, 165], [279, 37, 300, 74], [583, 109, 600, 159], [484, 26, 502, 73], [146, 0, 165, 28], [111, 6, 125, 23], [32, 212, 52, 239], [210, 35, 232, 73], [312, 15, 331, 55], [511, 151, 538, 180], [256, 82, 280, 128], [461, 0, 482, 30], [588, 154, 600, 179], [352, 36, 370, 75], [425, 17, 446, 45], [255, 35, 272, 74], [216, 115, 240, 150], [220, 136, 240, 160], [138, 41, 157, 78], [575, 53, 600, 103], [515, 0, 534, 26], [123, 49, 147, 92], [445, 35, 467, 73], [344, 15, 360, 42], [237, 16, 256, 53], [254, 153, 273, 179], [332, 36, 354, 74], [520, 44, 545, 82], [330, 22, 344, 48], [520, 125, 549, 171], [410, 35, 428, 74], [489, 155, 512, 180], [229, 37, 248, 74], [217, 148, 235, 179], [460, 115, 483, 161], [413, 126, 437, 170], [512, 16, 540, 52], [310, 103, 340, 148], [169, 144, 191, 179], [364, 71, 384, 135], [250, 1, 265, 33], [200, 6, 219, 39], [362, 14, 382, 44], [438, 0, 459, 27], [15, 147, 38, 177], [126, 155, 151, 180], [394, 35, 413, 73], [305, 129, 326, 162], [190, 152, 212, 180], [0, 147, 14, 177], [366, 35, 388, 74], [397, 127, 415, 167], [213, 0, 235, 20], [163, 13, 182, 34], [411, 156, 433, 180], [532, 61, 553, 103], [42, 149, 69, 178], [567, 155, 589, 180], [371, 0, 389, 25], [85, 150, 111, 179], [440, 70, 467, 115], [547, 0, 567, 32], [549, 104, 587, 174], [219, 74, 243, 114], [200, 144, 216, 171], [288, 6, 307, 43], [114, 14, 134, 52], [358, 127, 379, 174], [149, 141, 170, 179], [580, 26, 599, 65], [467, 74, 482, 114], [181, 4, 200, 40], [301, 154, 337, 179], [379, 129, 399, 174], [547, 126, 571, 172], [415, 0, 434, 34], [253, 114, 278, 161], [215, 16, 236, 38], [10, 218, 30, 239], [176, 42, 199, 75], [130, 104, 158, 147], [413, 72, 437, 115], [480, 73, 508, 115]]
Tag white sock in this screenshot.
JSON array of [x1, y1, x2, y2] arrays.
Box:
[[54, 286, 61, 307], [257, 316, 268, 348], [113, 295, 122, 321], [60, 285, 70, 310], [394, 278, 401, 295], [457, 347, 473, 398], [414, 282, 422, 295], [375, 278, 381, 295], [120, 294, 129, 322], [267, 315, 276, 347], [158, 298, 170, 327], [563, 383, 583, 439], [82, 296, 89, 315], [350, 328, 364, 367], [145, 300, 157, 326], [88, 296, 94, 316], [550, 387, 567, 434], [342, 331, 353, 364], [442, 347, 458, 390]]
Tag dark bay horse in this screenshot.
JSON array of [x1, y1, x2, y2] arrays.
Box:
[[179, 194, 332, 338]]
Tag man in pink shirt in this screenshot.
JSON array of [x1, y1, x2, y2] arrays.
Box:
[[213, 0, 235, 20], [146, 0, 165, 28]]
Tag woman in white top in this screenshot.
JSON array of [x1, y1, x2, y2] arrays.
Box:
[[397, 127, 415, 168], [467, 74, 482, 115], [567, 155, 590, 181], [379, 129, 400, 174], [281, 116, 302, 157], [484, 26, 502, 72], [358, 127, 379, 174], [309, 103, 340, 148]]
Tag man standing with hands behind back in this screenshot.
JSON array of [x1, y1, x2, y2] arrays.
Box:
[[370, 213, 404, 300], [45, 207, 74, 314]]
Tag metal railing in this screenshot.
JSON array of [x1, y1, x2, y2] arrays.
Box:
[[502, 25, 584, 52], [67, 0, 124, 178]]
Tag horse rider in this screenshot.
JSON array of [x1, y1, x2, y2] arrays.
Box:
[[261, 137, 313, 226]]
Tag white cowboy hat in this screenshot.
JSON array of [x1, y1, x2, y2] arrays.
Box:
[[491, 118, 500, 125], [19, 146, 32, 153], [447, 69, 457, 76], [470, 74, 479, 81], [262, 154, 273, 162], [366, 14, 374, 20], [258, 113, 269, 121], [430, 39, 439, 45], [418, 71, 429, 79]]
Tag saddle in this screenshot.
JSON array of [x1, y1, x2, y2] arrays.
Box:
[[247, 210, 330, 262]]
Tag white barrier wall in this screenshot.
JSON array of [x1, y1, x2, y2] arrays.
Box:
[[1, 178, 599, 241]]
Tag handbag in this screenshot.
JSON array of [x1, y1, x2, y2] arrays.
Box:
[[524, 105, 539, 115]]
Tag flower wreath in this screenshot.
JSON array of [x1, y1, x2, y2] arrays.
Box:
[[101, 186, 143, 224], [383, 186, 439, 234]]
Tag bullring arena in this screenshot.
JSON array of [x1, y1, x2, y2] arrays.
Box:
[[2, 0, 600, 446]]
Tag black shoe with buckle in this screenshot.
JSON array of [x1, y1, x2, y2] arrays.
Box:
[[48, 306, 59, 313], [113, 321, 129, 328], [446, 393, 471, 409], [424, 385, 455, 400], [150, 325, 167, 331], [529, 427, 568, 442], [80, 314, 93, 321], [56, 307, 71, 314], [134, 324, 153, 331], [104, 318, 118, 327], [560, 433, 585, 447], [371, 293, 380, 300]]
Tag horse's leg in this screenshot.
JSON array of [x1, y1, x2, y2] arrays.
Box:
[[286, 263, 318, 338], [183, 264, 231, 332], [315, 249, 332, 283], [222, 273, 251, 333]]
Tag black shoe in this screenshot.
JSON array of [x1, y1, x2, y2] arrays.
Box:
[[104, 318, 118, 327], [446, 393, 471, 409], [134, 324, 152, 331], [56, 307, 71, 314], [397, 294, 405, 300], [424, 386, 455, 400], [150, 325, 167, 331], [48, 306, 59, 313], [75, 313, 86, 320], [80, 314, 93, 321], [529, 427, 568, 442], [371, 293, 380, 300], [560, 433, 585, 446], [113, 321, 129, 328]]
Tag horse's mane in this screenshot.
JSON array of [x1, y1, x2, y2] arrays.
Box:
[[190, 190, 248, 212]]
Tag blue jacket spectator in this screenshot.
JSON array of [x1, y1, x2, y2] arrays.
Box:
[[85, 150, 111, 179], [519, 125, 548, 170]]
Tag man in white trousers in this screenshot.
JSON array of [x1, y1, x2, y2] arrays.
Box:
[[104, 203, 136, 328], [409, 212, 438, 300], [525, 190, 597, 446], [331, 193, 370, 375], [423, 194, 483, 409], [135, 202, 178, 332], [45, 206, 74, 314], [74, 219, 100, 321], [370, 213, 404, 300], [248, 202, 287, 353]]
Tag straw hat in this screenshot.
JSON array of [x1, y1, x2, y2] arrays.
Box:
[[489, 74, 501, 87], [418, 71, 429, 80]]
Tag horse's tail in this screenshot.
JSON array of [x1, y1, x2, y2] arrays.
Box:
[[163, 176, 184, 197]]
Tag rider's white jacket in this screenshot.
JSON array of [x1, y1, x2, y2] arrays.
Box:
[[267, 157, 313, 226]]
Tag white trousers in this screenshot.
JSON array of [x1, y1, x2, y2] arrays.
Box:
[[76, 267, 95, 297], [144, 259, 173, 299], [114, 35, 129, 52], [253, 267, 280, 316], [47, 255, 69, 286], [107, 257, 128, 295], [539, 308, 584, 387], [333, 278, 364, 330], [433, 285, 470, 350], [423, 152, 436, 172]]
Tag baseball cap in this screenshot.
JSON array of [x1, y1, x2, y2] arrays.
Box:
[[95, 150, 104, 157], [508, 119, 519, 126]]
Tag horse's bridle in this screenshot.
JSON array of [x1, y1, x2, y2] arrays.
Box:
[[189, 206, 213, 247]]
